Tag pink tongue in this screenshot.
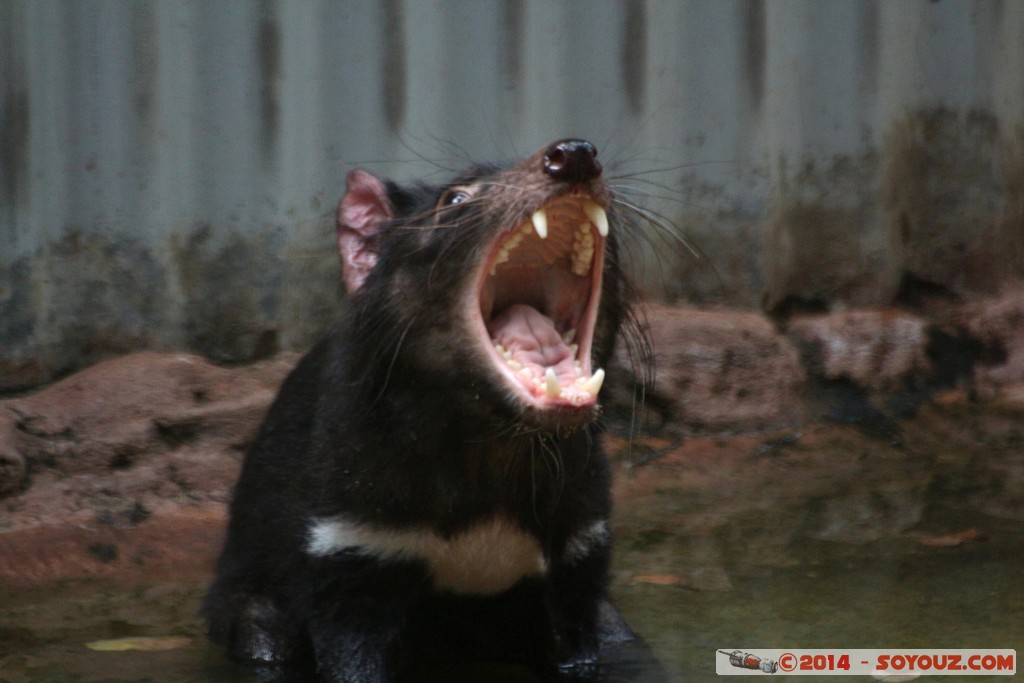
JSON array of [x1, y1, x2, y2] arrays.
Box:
[[488, 304, 575, 374]]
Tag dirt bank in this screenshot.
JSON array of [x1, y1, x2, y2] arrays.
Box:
[[2, 293, 1023, 585]]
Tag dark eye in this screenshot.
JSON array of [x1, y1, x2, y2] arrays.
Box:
[[440, 189, 471, 207]]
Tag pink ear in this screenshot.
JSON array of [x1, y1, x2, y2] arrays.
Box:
[[337, 169, 393, 293]]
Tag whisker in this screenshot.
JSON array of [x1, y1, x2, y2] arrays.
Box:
[[608, 157, 752, 179], [611, 176, 735, 216], [613, 197, 702, 261]]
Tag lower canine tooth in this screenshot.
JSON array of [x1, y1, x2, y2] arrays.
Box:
[[581, 368, 605, 397], [531, 208, 549, 239], [544, 368, 561, 398]]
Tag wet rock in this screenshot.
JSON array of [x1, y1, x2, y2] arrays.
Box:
[[618, 303, 806, 433], [782, 309, 944, 436], [0, 440, 27, 495], [0, 351, 296, 531], [786, 310, 931, 393], [0, 402, 28, 495], [964, 287, 1024, 406]]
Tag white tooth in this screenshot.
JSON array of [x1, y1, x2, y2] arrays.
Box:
[[544, 368, 561, 398], [581, 368, 605, 397], [507, 359, 522, 371], [531, 208, 548, 239], [562, 329, 576, 344], [572, 245, 593, 276], [585, 201, 609, 237]]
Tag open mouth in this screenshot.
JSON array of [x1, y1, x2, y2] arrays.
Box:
[[474, 193, 608, 410]]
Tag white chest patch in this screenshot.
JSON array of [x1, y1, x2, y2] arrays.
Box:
[[306, 515, 548, 595]]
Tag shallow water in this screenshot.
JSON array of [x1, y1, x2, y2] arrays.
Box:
[[610, 404, 1024, 681], [616, 509, 1024, 680], [1, 406, 1022, 682]]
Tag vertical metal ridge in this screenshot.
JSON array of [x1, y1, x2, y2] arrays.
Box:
[[257, 0, 281, 159], [621, 0, 647, 113], [1, 1, 30, 226], [381, 0, 407, 133]]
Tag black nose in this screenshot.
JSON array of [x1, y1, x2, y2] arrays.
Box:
[[542, 139, 602, 183]]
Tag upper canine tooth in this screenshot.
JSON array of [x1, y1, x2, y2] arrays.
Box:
[[544, 368, 562, 398], [531, 208, 549, 239], [581, 368, 605, 397], [584, 201, 609, 237]]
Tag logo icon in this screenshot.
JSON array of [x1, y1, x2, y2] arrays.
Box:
[[719, 650, 779, 674]]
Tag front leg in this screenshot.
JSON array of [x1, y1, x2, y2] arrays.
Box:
[[307, 610, 400, 683], [547, 523, 613, 679], [300, 557, 428, 683]]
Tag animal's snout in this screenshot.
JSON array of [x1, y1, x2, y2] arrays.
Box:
[[542, 139, 602, 183]]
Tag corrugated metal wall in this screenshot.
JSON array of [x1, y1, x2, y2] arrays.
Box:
[[2, 0, 1023, 390]]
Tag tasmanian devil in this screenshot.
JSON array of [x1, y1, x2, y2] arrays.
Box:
[[204, 139, 643, 682]]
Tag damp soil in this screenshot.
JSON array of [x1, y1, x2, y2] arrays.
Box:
[[1, 401, 1022, 682]]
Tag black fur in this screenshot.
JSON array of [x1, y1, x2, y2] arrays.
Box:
[[205, 142, 638, 682]]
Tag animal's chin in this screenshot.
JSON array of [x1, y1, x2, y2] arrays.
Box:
[[471, 192, 608, 422]]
